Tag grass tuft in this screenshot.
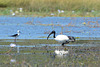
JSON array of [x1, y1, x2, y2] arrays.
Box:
[[0, 0, 100, 12]]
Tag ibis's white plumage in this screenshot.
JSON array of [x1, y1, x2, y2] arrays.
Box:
[[54, 35, 69, 43], [47, 31, 75, 46]]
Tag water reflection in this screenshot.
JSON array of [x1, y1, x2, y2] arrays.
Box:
[[0, 46, 99, 67], [0, 47, 100, 67], [0, 42, 99, 67], [10, 59, 16, 63]]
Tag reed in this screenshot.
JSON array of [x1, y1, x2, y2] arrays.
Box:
[[0, 0, 100, 12]]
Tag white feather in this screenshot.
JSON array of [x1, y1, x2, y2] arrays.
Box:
[[54, 35, 69, 43]]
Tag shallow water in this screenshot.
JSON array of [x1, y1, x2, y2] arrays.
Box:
[[0, 16, 100, 39], [0, 39, 100, 67], [0, 16, 100, 66], [0, 43, 100, 67]]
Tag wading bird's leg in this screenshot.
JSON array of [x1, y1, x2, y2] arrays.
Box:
[[65, 41, 69, 44], [15, 37, 16, 44], [62, 43, 68, 50], [62, 41, 69, 50], [62, 41, 69, 47], [62, 43, 65, 47]]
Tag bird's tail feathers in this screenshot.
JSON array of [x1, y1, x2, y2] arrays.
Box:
[[68, 36, 75, 42]]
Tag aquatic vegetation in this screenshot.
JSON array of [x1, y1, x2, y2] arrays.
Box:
[[25, 21, 33, 25], [50, 13, 54, 16], [82, 22, 86, 25], [0, 39, 99, 66], [75, 37, 80, 39]]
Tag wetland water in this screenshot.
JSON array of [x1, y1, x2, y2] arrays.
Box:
[[0, 16, 100, 67], [0, 42, 100, 67], [0, 16, 100, 39]]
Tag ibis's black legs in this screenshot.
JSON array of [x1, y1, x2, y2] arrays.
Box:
[[65, 41, 69, 44], [62, 43, 65, 47], [62, 41, 69, 47]]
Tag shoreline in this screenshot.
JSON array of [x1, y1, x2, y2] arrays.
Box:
[[0, 39, 100, 45]]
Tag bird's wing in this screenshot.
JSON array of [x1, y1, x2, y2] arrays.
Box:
[[68, 36, 75, 42], [10, 34, 18, 37], [55, 35, 69, 40]]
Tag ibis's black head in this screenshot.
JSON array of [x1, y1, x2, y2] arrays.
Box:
[[47, 30, 56, 40]]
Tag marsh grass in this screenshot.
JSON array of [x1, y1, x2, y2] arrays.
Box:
[[0, 8, 100, 17], [0, 39, 99, 66], [0, 52, 99, 67], [0, 0, 100, 11], [0, 39, 100, 45], [0, 0, 100, 17]]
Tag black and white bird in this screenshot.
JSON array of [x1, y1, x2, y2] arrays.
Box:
[[47, 30, 75, 46], [10, 30, 20, 37], [10, 30, 20, 44]]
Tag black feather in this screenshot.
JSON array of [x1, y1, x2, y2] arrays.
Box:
[[10, 34, 18, 37], [68, 36, 75, 42]]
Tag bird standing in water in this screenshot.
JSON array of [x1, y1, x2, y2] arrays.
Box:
[[10, 30, 20, 44], [47, 30, 75, 47], [7, 30, 21, 53]]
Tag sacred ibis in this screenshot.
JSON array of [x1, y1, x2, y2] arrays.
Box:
[[47, 30, 75, 46]]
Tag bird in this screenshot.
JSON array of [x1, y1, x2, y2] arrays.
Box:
[[10, 30, 20, 44], [47, 30, 75, 46], [10, 30, 20, 37], [6, 30, 21, 53]]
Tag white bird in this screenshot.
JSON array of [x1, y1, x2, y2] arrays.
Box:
[[47, 30, 75, 46]]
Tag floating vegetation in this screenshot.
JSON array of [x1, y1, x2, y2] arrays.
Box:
[[75, 37, 80, 39]]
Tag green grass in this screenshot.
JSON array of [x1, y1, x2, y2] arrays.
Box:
[[0, 0, 100, 11], [0, 0, 100, 17], [0, 53, 99, 67], [0, 39, 99, 66], [0, 8, 100, 17], [0, 39, 100, 45]]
